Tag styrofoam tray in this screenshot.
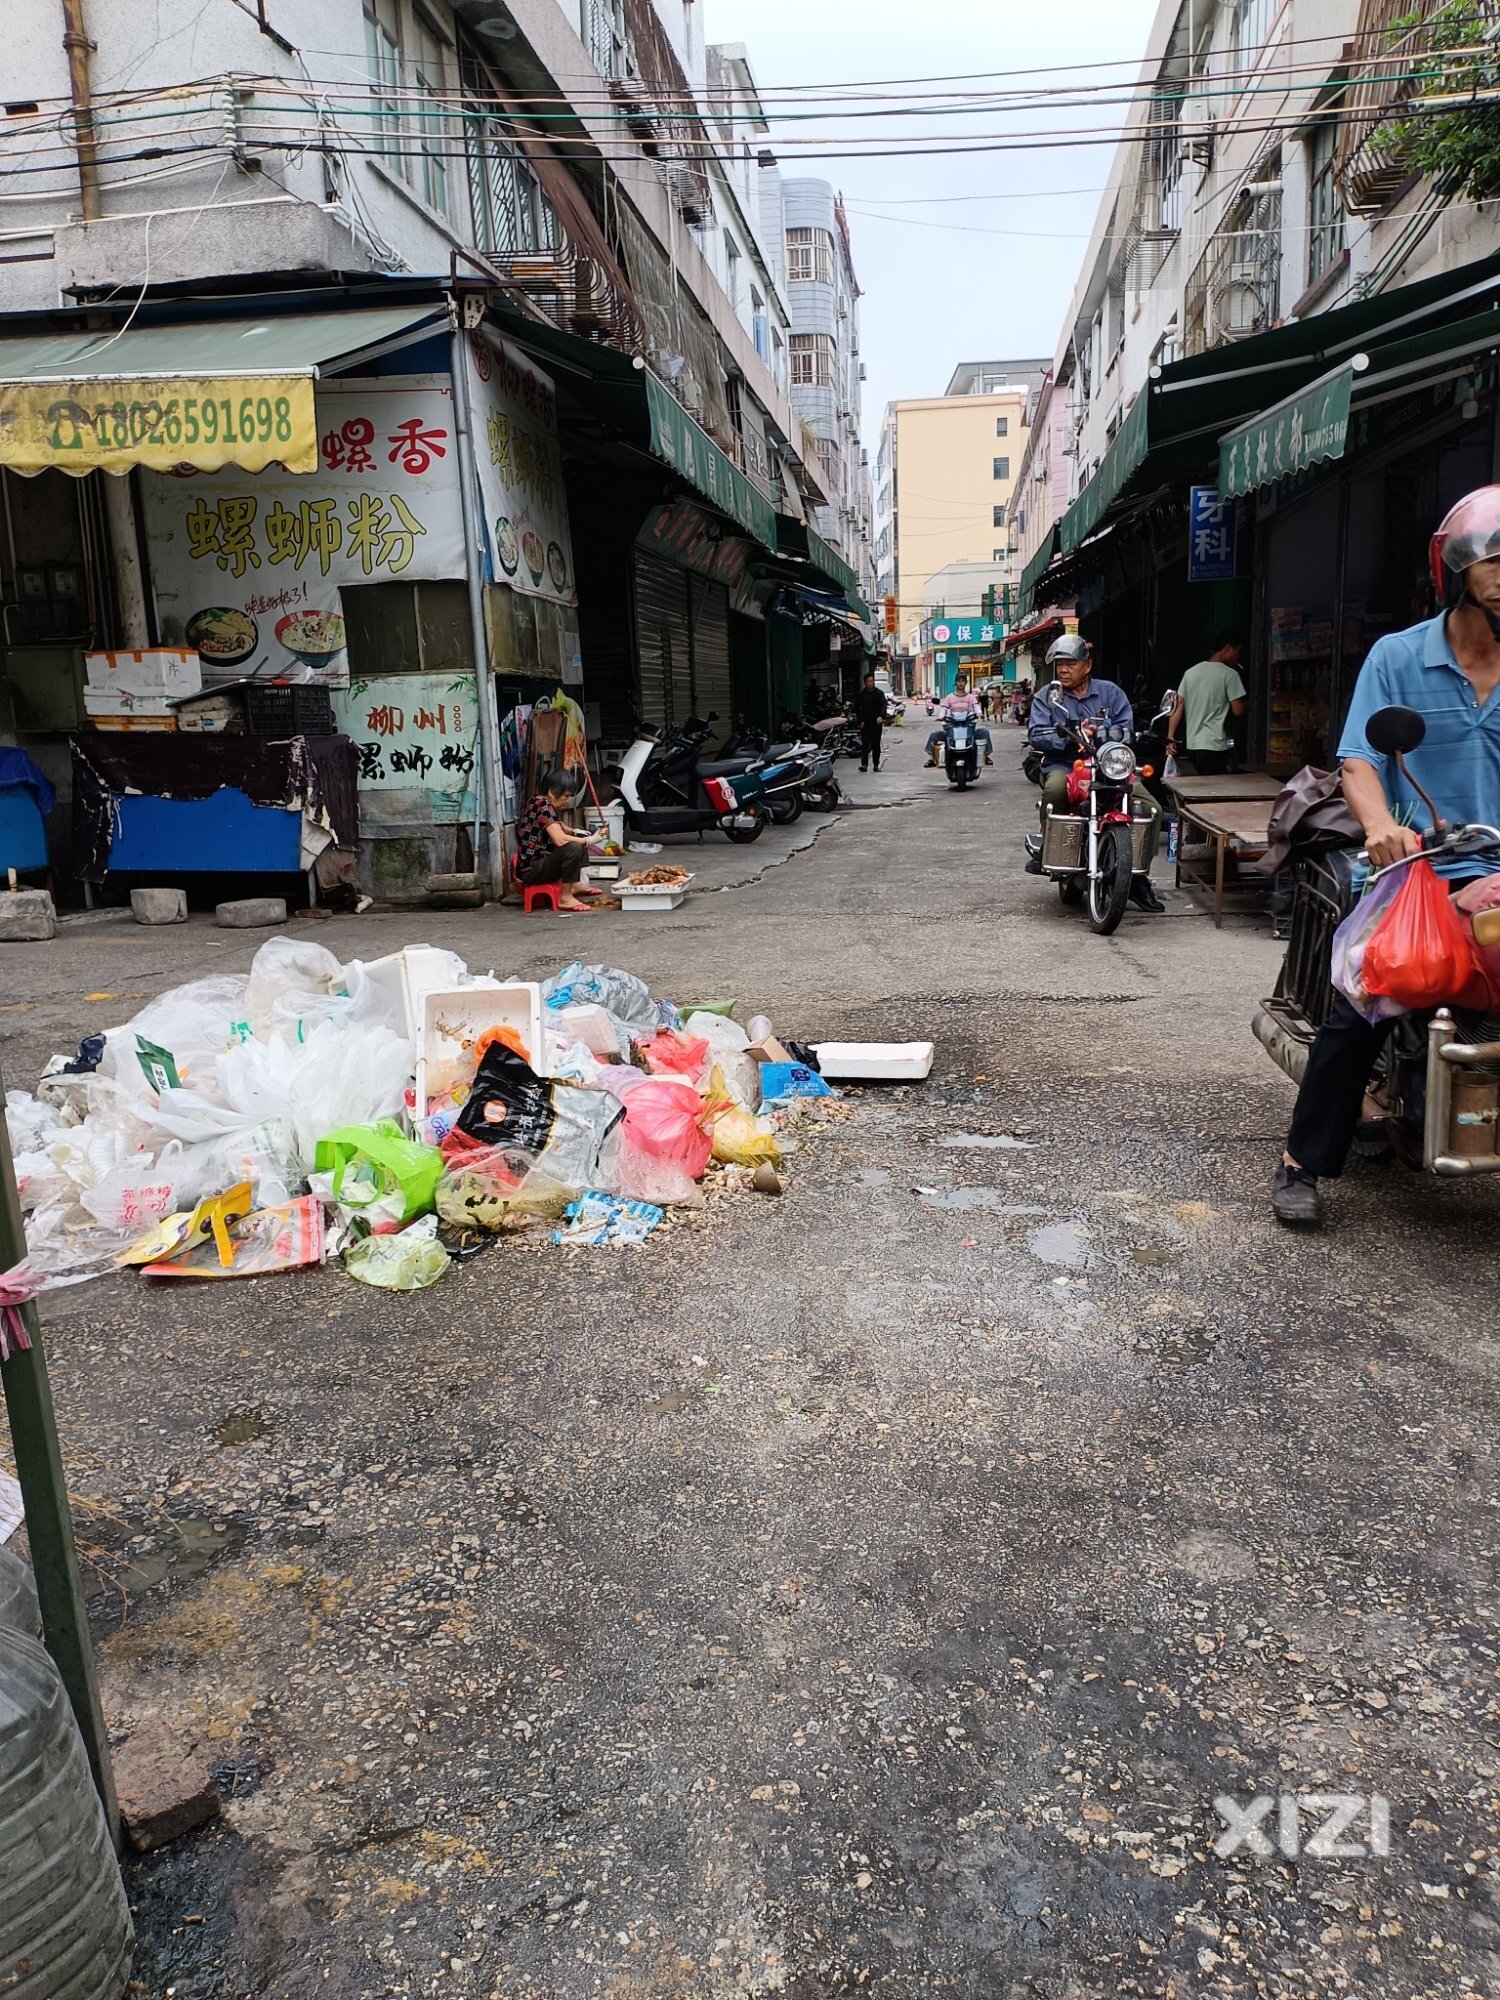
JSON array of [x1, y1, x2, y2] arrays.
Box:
[[416, 981, 546, 1120], [812, 1040, 934, 1081], [617, 889, 686, 912]]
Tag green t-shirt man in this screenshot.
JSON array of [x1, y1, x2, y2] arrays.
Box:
[[1171, 641, 1247, 755]]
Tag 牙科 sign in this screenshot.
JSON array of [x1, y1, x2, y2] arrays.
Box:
[[0, 374, 317, 476], [141, 377, 465, 687]]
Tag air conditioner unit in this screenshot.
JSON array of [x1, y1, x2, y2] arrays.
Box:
[[1211, 269, 1267, 339]]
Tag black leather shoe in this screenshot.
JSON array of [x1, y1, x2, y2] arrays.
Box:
[[1271, 1163, 1324, 1229], [1129, 875, 1166, 912], [1025, 854, 1044, 876]]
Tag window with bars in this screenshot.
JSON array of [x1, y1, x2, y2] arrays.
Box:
[[789, 333, 836, 387], [1307, 114, 1346, 288], [410, 11, 451, 218], [996, 416, 1009, 437], [465, 116, 558, 259], [587, 0, 627, 79], [815, 435, 841, 485], [786, 226, 836, 284], [363, 0, 404, 173]]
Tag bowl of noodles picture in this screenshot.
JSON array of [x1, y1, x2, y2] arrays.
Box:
[[494, 516, 520, 577], [185, 606, 258, 668], [522, 530, 546, 586], [274, 608, 347, 667]]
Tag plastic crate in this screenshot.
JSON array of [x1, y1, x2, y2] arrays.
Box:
[[244, 684, 334, 736]]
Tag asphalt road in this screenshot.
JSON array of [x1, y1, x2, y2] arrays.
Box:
[[9, 729, 1500, 2000]]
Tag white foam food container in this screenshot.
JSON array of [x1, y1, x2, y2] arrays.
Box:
[[617, 888, 686, 912], [416, 981, 546, 1116], [812, 1040, 934, 1082]]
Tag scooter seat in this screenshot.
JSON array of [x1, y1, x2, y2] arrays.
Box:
[[698, 756, 757, 777]]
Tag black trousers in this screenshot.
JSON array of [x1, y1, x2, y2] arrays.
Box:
[[1285, 994, 1395, 1178], [860, 723, 883, 769], [1186, 747, 1233, 775], [519, 839, 586, 886]]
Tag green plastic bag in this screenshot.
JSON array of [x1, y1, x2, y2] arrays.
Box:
[[313, 1119, 443, 1226], [344, 1218, 450, 1291]]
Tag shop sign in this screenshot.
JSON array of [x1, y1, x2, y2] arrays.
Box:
[[467, 332, 578, 606], [927, 619, 998, 648], [638, 499, 754, 587], [1219, 365, 1353, 500], [331, 673, 478, 821], [141, 377, 464, 687], [0, 372, 318, 477], [644, 371, 778, 550], [1187, 487, 1237, 582]]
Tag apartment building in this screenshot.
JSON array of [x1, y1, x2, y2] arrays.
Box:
[[1012, 0, 1500, 766], [874, 359, 1046, 679]]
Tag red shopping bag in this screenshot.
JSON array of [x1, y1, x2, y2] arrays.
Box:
[[1362, 859, 1478, 1010]]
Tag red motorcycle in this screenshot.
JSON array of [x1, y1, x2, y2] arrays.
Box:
[[1027, 687, 1171, 935]]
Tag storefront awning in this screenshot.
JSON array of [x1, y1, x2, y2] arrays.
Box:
[[1019, 528, 1060, 613], [1218, 361, 1357, 498], [773, 515, 871, 621], [643, 370, 778, 551], [0, 304, 446, 478], [1004, 611, 1066, 652], [1059, 395, 1149, 555]]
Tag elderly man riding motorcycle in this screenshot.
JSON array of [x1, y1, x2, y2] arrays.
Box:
[[1273, 485, 1500, 1228]]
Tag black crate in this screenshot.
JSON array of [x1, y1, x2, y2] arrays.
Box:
[[244, 684, 335, 737]]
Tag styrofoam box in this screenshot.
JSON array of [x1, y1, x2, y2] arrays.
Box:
[[417, 981, 546, 1117], [812, 1041, 934, 1082], [85, 648, 202, 699], [83, 687, 177, 716], [617, 889, 686, 912]]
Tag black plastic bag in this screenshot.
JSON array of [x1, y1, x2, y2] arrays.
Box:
[[454, 1042, 555, 1152]]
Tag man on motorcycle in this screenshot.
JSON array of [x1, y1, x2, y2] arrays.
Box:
[[1273, 485, 1500, 1227], [1025, 634, 1165, 912], [924, 674, 995, 766]]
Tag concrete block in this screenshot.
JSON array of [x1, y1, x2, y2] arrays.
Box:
[[215, 897, 287, 929], [0, 889, 56, 942], [114, 1720, 221, 1852], [131, 887, 188, 926]]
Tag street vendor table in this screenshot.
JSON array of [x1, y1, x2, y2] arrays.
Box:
[[70, 733, 357, 885], [1175, 799, 1274, 929], [1164, 771, 1283, 806]]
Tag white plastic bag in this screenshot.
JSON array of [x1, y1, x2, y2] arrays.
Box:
[[99, 976, 249, 1105], [245, 936, 352, 1044], [215, 1020, 412, 1174]]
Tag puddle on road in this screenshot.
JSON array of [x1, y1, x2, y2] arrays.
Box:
[[645, 1388, 704, 1416], [855, 1168, 892, 1188], [914, 1188, 1046, 1214], [212, 1408, 269, 1447], [935, 1132, 1039, 1151], [1134, 1324, 1218, 1368], [1129, 1246, 1181, 1270], [1027, 1221, 1096, 1269]]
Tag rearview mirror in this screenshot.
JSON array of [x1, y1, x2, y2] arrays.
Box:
[[1364, 704, 1427, 756]]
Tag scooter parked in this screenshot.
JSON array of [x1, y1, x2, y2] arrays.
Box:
[[615, 719, 769, 844]]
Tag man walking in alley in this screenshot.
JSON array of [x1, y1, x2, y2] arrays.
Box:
[[855, 668, 889, 772], [1168, 634, 1247, 775]]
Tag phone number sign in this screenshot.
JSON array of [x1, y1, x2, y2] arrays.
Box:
[[0, 373, 317, 476]]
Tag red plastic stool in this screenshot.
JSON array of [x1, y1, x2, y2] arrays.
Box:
[[522, 881, 563, 914]]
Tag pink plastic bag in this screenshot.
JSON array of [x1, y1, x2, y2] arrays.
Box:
[[640, 1030, 710, 1081], [621, 1079, 715, 1179]]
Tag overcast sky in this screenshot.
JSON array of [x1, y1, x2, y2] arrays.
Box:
[[708, 0, 1162, 444]]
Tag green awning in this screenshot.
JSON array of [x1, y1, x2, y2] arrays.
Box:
[[644, 370, 778, 550], [1219, 364, 1355, 498], [0, 304, 445, 384], [1020, 528, 1060, 612], [774, 514, 870, 620], [1059, 394, 1149, 555]]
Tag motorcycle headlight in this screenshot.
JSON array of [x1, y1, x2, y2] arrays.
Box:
[[1096, 741, 1136, 783]]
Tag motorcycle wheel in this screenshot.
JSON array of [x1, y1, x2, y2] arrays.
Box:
[[1088, 826, 1132, 935], [1058, 877, 1085, 906], [723, 811, 768, 845], [804, 785, 839, 813], [769, 791, 805, 825]]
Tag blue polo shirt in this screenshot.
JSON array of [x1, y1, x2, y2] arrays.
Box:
[[1338, 613, 1500, 880]]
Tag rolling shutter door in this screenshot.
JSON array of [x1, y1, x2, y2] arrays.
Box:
[[687, 575, 731, 726], [632, 551, 689, 732]]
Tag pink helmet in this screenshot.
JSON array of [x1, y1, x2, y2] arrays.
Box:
[[1430, 485, 1500, 596]]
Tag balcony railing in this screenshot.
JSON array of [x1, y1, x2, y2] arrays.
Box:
[[1337, 0, 1460, 215], [1182, 185, 1283, 355]]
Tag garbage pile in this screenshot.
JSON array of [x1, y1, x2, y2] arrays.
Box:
[[5, 941, 839, 1293]]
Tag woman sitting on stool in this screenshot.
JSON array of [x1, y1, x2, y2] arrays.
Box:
[[515, 769, 591, 909]]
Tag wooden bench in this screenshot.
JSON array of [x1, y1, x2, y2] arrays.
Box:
[[1174, 800, 1274, 928]]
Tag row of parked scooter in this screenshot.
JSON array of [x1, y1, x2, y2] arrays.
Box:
[[610, 710, 857, 844]]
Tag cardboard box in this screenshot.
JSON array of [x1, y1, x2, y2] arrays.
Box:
[[174, 691, 243, 734], [83, 687, 176, 717], [90, 714, 179, 732], [85, 648, 202, 700], [746, 1035, 794, 1066]]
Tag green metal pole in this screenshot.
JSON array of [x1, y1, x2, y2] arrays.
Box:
[[0, 1059, 117, 1836]]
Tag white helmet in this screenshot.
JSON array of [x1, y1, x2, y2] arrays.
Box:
[[1045, 633, 1090, 666]]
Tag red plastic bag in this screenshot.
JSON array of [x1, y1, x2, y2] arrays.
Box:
[[620, 1080, 716, 1179], [1362, 859, 1478, 1010], [640, 1029, 710, 1081]]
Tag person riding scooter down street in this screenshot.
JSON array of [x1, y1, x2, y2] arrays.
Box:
[[924, 674, 994, 766], [1272, 485, 1500, 1229], [1025, 633, 1165, 912]]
